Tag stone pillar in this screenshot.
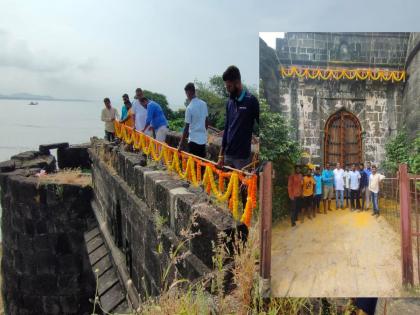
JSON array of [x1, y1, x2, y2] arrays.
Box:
[[1, 175, 95, 315]]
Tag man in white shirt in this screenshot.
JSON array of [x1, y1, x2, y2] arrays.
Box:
[[349, 164, 361, 211], [178, 83, 208, 158], [132, 88, 152, 136], [343, 164, 351, 209], [101, 97, 119, 142], [369, 165, 385, 217], [333, 162, 345, 210]]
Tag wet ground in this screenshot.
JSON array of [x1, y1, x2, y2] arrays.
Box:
[[271, 206, 407, 297]]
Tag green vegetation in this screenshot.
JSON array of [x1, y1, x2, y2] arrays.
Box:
[[382, 130, 420, 174], [259, 88, 301, 222]]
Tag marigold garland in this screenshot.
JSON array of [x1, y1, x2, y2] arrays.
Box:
[[114, 121, 258, 227], [280, 66, 406, 82]]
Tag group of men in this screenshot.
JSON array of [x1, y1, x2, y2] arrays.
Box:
[[100, 65, 259, 172], [100, 88, 169, 143], [288, 161, 386, 227]]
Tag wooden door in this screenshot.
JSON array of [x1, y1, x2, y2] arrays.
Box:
[[324, 110, 362, 167]]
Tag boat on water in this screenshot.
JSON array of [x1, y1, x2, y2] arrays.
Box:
[[28, 101, 39, 105]]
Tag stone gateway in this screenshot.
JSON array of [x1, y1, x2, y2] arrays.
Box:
[[260, 32, 420, 166]]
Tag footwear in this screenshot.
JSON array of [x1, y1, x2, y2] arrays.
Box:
[[371, 212, 376, 216], [292, 222, 296, 227]]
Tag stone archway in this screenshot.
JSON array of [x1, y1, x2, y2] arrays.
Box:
[[324, 109, 362, 166]]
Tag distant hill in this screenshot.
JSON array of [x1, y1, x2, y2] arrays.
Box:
[[0, 93, 90, 102]]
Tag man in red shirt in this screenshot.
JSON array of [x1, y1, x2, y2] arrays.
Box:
[[288, 166, 303, 227]]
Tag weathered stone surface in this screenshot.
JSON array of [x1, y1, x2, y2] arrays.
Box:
[[89, 139, 236, 300], [0, 160, 15, 172], [0, 156, 95, 315], [57, 143, 91, 169], [39, 142, 69, 154]]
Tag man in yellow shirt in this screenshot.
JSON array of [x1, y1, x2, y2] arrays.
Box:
[[302, 169, 316, 221]]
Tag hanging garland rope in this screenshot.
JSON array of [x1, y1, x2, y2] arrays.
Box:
[[280, 66, 406, 82], [114, 121, 258, 227]]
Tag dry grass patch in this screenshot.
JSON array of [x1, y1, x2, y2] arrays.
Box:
[[38, 169, 91, 187]]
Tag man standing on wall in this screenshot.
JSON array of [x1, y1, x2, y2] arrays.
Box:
[[101, 97, 119, 142], [217, 65, 259, 238], [140, 97, 169, 142], [178, 82, 209, 158], [120, 94, 134, 128], [322, 163, 334, 213], [132, 88, 152, 136], [217, 65, 259, 171], [349, 164, 361, 211], [333, 162, 345, 210], [288, 166, 303, 227]]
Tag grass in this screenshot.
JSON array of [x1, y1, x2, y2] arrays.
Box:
[[89, 221, 362, 315], [38, 168, 92, 187]]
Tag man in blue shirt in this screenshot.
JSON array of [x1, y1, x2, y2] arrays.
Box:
[[140, 97, 169, 142], [217, 66, 259, 170], [359, 163, 369, 211], [364, 161, 372, 210], [313, 166, 323, 214], [322, 163, 334, 212], [178, 83, 208, 158]]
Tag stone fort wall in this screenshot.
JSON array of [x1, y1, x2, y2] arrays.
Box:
[[273, 32, 410, 165]]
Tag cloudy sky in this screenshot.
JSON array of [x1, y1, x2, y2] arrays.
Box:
[[1, 0, 419, 108]]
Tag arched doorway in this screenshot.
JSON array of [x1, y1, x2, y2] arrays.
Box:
[[324, 109, 362, 166]]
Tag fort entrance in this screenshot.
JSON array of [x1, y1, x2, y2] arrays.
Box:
[[324, 110, 362, 166]]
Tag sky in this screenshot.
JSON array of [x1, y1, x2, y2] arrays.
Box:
[[1, 0, 419, 108]]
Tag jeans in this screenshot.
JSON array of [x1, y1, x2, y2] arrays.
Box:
[[351, 189, 361, 209], [290, 197, 301, 225], [365, 187, 371, 209], [359, 186, 367, 209], [371, 192, 379, 214], [335, 190, 344, 208]]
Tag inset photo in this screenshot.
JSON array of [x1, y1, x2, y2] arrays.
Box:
[[259, 32, 420, 297]]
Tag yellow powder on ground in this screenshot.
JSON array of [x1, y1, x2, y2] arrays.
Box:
[[353, 212, 371, 228]]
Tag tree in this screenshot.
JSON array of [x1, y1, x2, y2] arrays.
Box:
[[382, 130, 416, 173], [259, 85, 301, 222], [143, 90, 175, 120]]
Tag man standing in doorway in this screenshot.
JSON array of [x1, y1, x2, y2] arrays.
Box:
[[140, 97, 169, 142], [333, 162, 345, 210], [369, 165, 385, 217], [217, 65, 259, 171], [101, 97, 119, 142], [178, 82, 209, 158], [322, 163, 334, 213], [288, 166, 303, 227], [349, 164, 361, 211]]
